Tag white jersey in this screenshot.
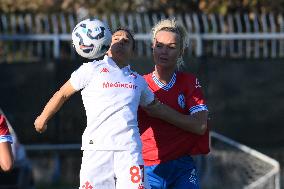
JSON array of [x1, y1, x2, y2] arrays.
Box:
[[70, 55, 154, 151]]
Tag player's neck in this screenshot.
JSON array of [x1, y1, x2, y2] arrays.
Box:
[[154, 68, 175, 84], [109, 56, 128, 69], [116, 61, 128, 69]]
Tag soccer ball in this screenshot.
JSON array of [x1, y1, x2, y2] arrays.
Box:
[[72, 18, 112, 59]]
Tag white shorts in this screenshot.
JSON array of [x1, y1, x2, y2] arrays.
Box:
[[79, 150, 151, 189]]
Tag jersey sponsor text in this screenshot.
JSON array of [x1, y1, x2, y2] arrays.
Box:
[[102, 82, 138, 89]]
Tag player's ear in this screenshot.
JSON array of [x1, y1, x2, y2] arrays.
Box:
[[151, 43, 155, 52], [179, 47, 184, 56]]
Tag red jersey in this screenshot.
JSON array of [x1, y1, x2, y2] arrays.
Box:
[[0, 114, 12, 143], [138, 72, 210, 166]]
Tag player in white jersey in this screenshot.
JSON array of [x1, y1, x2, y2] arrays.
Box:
[[34, 28, 156, 189]]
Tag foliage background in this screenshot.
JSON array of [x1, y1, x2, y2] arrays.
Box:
[[0, 0, 284, 14]]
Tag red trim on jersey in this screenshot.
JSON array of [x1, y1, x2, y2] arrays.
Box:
[[0, 114, 10, 135], [138, 72, 210, 166]]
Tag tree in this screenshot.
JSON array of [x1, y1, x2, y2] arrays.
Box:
[[0, 0, 283, 14]]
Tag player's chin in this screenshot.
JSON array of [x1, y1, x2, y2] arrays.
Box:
[[112, 49, 127, 59], [156, 61, 169, 67], [161, 57, 172, 62], [113, 46, 125, 53]]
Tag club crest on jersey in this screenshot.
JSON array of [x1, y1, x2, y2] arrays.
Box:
[[178, 94, 186, 109]]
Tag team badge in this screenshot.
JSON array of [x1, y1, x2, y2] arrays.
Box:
[[178, 94, 186, 109]]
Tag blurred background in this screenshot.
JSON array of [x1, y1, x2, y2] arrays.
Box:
[[0, 0, 283, 188]]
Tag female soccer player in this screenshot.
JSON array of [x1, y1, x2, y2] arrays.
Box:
[[138, 18, 209, 189], [34, 28, 156, 189]]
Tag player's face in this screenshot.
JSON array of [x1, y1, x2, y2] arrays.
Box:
[[107, 30, 134, 66], [152, 30, 182, 70]]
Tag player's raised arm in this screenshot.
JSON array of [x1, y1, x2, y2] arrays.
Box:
[[34, 80, 76, 133]]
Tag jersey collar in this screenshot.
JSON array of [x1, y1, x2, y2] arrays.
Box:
[[104, 55, 130, 71], [152, 72, 176, 91]]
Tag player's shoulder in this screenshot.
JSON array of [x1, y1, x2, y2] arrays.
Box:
[[77, 59, 106, 74], [177, 71, 197, 80], [178, 72, 205, 91], [81, 59, 105, 68], [0, 114, 8, 130], [0, 114, 5, 124], [142, 72, 153, 82], [129, 70, 144, 80], [143, 72, 152, 78], [177, 71, 197, 82]]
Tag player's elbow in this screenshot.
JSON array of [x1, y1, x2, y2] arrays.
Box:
[[54, 90, 69, 101], [193, 121, 207, 135], [198, 122, 207, 135], [193, 111, 208, 135], [1, 160, 14, 172]]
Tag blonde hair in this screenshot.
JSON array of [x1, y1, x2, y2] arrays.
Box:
[[151, 18, 189, 67], [152, 18, 189, 51]]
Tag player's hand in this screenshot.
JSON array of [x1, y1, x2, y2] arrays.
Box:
[[34, 116, 47, 133], [143, 98, 164, 118]]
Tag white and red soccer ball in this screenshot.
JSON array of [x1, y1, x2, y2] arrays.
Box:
[[72, 18, 112, 59]]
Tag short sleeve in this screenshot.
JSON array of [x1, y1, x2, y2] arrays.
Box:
[[139, 78, 155, 107], [70, 62, 96, 91], [186, 77, 208, 115], [0, 115, 13, 143]]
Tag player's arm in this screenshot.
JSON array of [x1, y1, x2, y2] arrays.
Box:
[[145, 101, 208, 135], [0, 114, 14, 172], [34, 80, 76, 133], [0, 142, 13, 172], [140, 79, 207, 135]]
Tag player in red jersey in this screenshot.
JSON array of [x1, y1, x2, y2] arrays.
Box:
[[0, 114, 13, 172], [138, 18, 209, 189]]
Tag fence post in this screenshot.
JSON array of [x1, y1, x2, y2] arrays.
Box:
[[195, 35, 203, 57], [53, 36, 60, 59]]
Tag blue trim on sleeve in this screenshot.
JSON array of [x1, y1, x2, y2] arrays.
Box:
[[189, 105, 208, 115], [0, 135, 13, 143]]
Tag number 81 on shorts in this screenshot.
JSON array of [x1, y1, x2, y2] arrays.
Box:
[[130, 165, 144, 183]]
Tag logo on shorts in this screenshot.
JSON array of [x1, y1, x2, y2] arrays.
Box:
[[130, 165, 146, 188], [82, 181, 93, 189], [188, 169, 197, 185]]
